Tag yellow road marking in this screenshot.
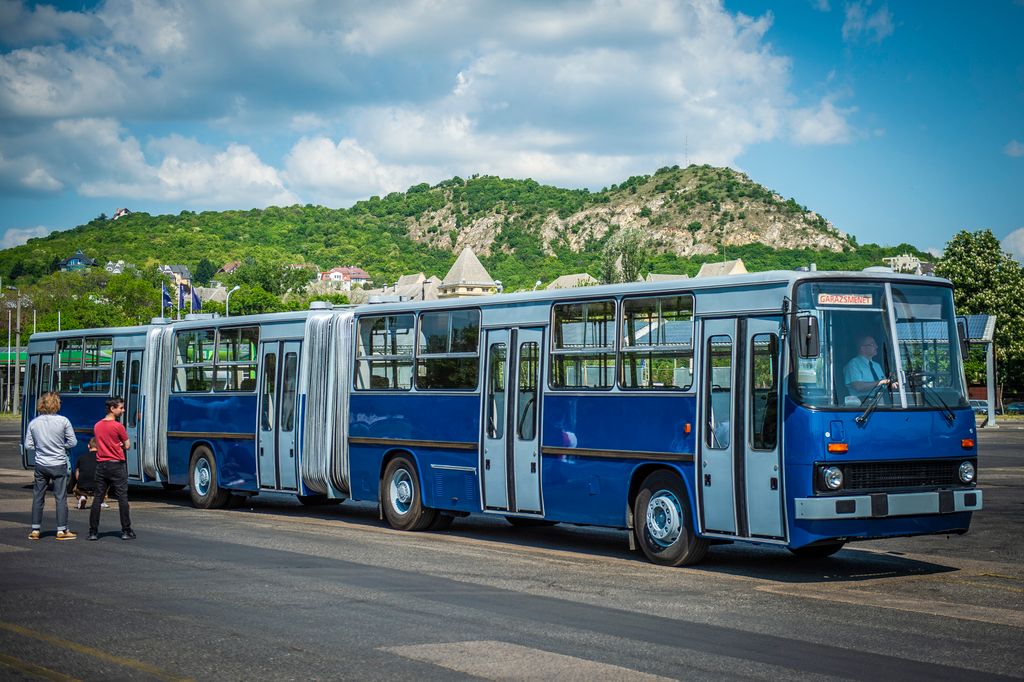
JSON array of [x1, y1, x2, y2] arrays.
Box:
[[0, 652, 79, 681], [0, 621, 192, 682]]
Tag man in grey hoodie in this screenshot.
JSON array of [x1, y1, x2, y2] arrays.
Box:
[[25, 391, 78, 540]]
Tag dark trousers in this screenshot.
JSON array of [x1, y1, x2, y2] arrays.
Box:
[[89, 460, 131, 533]]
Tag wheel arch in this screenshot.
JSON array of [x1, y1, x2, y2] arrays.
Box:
[[378, 448, 428, 504], [626, 462, 698, 531]]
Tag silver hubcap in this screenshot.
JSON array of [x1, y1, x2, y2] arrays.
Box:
[[389, 468, 413, 515], [194, 457, 211, 496], [646, 489, 683, 547]]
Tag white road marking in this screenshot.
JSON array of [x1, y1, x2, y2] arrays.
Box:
[[382, 640, 673, 680]]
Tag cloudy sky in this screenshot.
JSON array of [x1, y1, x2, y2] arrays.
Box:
[[1, 0, 1022, 259]]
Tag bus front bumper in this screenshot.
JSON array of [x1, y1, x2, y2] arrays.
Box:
[[795, 488, 982, 520]]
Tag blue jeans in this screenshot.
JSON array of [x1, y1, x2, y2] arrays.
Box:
[[31, 464, 70, 532]]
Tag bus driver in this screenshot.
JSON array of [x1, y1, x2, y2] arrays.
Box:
[[844, 335, 894, 398]]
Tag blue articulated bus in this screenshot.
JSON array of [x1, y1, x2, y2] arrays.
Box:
[[20, 271, 982, 565]]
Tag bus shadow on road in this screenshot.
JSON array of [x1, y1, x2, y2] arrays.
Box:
[[125, 486, 960, 584]]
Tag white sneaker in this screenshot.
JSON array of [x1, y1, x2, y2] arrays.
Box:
[[77, 496, 87, 510], [101, 502, 109, 508]]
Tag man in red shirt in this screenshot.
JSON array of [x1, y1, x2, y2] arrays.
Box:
[[88, 398, 135, 540]]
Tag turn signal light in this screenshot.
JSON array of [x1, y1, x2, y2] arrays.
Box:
[[684, 423, 691, 434], [961, 439, 975, 449], [827, 443, 849, 454]]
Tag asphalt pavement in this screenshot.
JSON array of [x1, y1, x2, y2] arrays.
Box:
[[0, 419, 1021, 681]]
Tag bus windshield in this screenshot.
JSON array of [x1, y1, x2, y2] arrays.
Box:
[[792, 281, 968, 410]]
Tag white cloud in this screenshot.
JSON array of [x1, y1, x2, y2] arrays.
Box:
[[842, 2, 894, 44], [1, 225, 51, 249], [1002, 228, 1024, 263], [1004, 140, 1024, 157], [791, 99, 854, 144]]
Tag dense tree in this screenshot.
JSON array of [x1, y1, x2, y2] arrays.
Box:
[[194, 257, 218, 286], [936, 229, 1024, 389], [600, 227, 650, 283]]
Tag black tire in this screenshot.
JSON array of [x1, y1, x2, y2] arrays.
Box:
[[788, 541, 845, 559], [381, 456, 438, 531], [427, 514, 455, 531], [633, 470, 708, 566], [189, 447, 231, 509], [505, 516, 556, 528]]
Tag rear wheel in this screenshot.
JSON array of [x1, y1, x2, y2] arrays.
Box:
[[633, 470, 708, 566], [381, 456, 438, 531], [189, 447, 231, 509], [789, 541, 845, 559]]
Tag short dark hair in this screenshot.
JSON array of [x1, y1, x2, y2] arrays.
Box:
[[105, 397, 125, 413]]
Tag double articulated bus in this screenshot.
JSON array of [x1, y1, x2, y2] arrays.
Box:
[[20, 270, 982, 565]]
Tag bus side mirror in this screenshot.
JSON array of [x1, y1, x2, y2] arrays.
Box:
[[957, 317, 969, 361], [797, 316, 819, 358]]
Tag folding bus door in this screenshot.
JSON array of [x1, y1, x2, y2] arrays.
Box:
[[481, 327, 544, 514], [698, 318, 738, 535], [114, 350, 144, 479], [23, 354, 49, 466], [742, 318, 785, 539], [258, 340, 301, 491]]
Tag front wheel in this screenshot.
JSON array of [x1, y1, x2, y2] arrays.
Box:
[[189, 447, 231, 509], [633, 470, 708, 566], [381, 456, 438, 531]]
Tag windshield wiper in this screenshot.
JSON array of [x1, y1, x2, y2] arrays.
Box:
[[854, 380, 888, 426], [907, 371, 956, 424]]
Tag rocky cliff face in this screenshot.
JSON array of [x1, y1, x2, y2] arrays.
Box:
[[403, 165, 851, 257]]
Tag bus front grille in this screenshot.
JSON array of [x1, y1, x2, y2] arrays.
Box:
[[842, 460, 967, 491]]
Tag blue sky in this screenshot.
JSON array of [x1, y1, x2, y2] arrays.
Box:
[[1, 0, 1021, 260]]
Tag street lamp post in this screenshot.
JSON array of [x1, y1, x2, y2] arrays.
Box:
[[8, 287, 21, 416], [225, 286, 241, 318]]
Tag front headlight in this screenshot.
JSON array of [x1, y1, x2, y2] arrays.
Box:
[[958, 461, 976, 484], [821, 466, 844, 491]]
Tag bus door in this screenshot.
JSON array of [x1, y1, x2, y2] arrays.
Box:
[[481, 327, 544, 514], [258, 341, 301, 491], [113, 350, 144, 479], [23, 354, 49, 466], [743, 318, 785, 539], [698, 318, 738, 535]]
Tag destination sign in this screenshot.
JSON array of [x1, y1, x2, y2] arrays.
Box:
[[817, 293, 873, 306]]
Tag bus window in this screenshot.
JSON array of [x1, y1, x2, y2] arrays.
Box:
[[56, 337, 113, 393], [355, 315, 414, 390], [706, 335, 732, 449], [416, 309, 480, 390], [620, 294, 694, 390], [750, 334, 778, 450], [517, 342, 539, 440], [173, 329, 215, 392], [280, 352, 298, 432], [127, 359, 141, 428], [550, 300, 615, 389], [40, 362, 51, 393], [486, 344, 506, 439], [115, 360, 126, 396], [261, 352, 276, 431], [215, 326, 259, 391]]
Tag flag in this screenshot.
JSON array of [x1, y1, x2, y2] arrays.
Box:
[[191, 286, 202, 312], [177, 283, 185, 314], [161, 283, 171, 316]]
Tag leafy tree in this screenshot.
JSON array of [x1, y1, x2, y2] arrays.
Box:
[[194, 257, 218, 286], [228, 286, 287, 315], [600, 227, 650, 283], [936, 229, 1024, 389]]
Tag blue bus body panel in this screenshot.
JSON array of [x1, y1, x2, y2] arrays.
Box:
[[58, 395, 113, 469], [348, 393, 480, 510], [783, 399, 976, 546], [167, 395, 259, 490], [541, 394, 697, 527]]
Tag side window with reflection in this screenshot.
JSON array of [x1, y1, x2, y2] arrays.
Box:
[[416, 309, 480, 390], [56, 337, 113, 394], [620, 294, 694, 390], [550, 300, 615, 389], [750, 334, 778, 450], [354, 314, 414, 390]]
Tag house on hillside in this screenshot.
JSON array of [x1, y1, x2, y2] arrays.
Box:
[[546, 273, 599, 289], [439, 247, 499, 298], [159, 264, 192, 287], [646, 273, 690, 283], [217, 260, 242, 276], [59, 250, 97, 272], [319, 266, 372, 291], [104, 260, 134, 275], [883, 253, 934, 276], [112, 208, 131, 220], [696, 258, 747, 278]]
